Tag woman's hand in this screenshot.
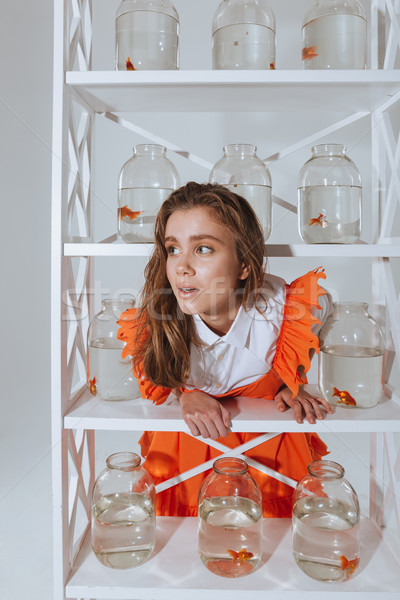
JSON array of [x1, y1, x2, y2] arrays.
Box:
[[179, 390, 232, 440], [274, 385, 333, 424]]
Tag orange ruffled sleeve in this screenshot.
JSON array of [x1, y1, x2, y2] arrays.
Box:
[[117, 309, 171, 405], [272, 267, 327, 398]]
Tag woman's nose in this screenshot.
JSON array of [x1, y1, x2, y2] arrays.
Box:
[[175, 255, 195, 275]]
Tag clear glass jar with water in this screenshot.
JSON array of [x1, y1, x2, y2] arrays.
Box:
[[318, 302, 385, 409], [209, 144, 272, 241], [118, 144, 179, 243], [292, 460, 360, 582], [298, 144, 361, 244], [115, 0, 179, 70], [212, 0, 276, 69], [302, 0, 367, 69], [87, 298, 140, 401], [91, 452, 156, 569], [198, 457, 262, 578]]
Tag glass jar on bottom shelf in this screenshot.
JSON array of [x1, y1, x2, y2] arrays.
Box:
[[198, 457, 262, 578], [292, 460, 360, 582], [91, 452, 156, 569]]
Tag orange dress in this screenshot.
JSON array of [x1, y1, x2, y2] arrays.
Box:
[[118, 268, 329, 518]]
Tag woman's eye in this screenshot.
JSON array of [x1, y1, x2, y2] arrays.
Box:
[[197, 245, 213, 254], [166, 246, 180, 255]]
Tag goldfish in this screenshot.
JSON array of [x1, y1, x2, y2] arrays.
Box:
[[227, 548, 254, 563], [308, 213, 327, 227], [340, 555, 360, 575], [302, 46, 319, 60], [126, 57, 136, 71], [89, 377, 97, 396], [332, 387, 357, 407], [118, 206, 143, 221], [269, 62, 275, 70]]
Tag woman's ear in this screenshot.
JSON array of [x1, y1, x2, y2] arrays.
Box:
[[239, 262, 251, 280]]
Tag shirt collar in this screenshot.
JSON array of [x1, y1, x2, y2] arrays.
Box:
[[193, 305, 255, 349]]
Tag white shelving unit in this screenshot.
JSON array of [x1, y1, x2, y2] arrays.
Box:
[[51, 1, 400, 599]]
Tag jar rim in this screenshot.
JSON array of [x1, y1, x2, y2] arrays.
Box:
[[106, 452, 141, 471], [213, 457, 248, 475], [308, 459, 344, 479], [223, 143, 257, 155], [311, 143, 347, 155], [333, 301, 369, 311], [134, 144, 166, 154]]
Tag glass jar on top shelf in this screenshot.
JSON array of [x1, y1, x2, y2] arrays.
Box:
[[292, 460, 360, 582], [209, 144, 272, 241], [91, 452, 156, 569], [298, 144, 361, 244], [318, 302, 385, 409], [115, 0, 179, 70], [87, 297, 139, 401], [302, 0, 367, 69], [118, 144, 179, 243], [212, 0, 276, 69], [198, 457, 262, 578]]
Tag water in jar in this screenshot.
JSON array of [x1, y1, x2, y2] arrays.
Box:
[[116, 10, 178, 70], [302, 13, 366, 69], [226, 183, 272, 241], [292, 496, 360, 582], [298, 185, 361, 243], [213, 23, 275, 69], [88, 337, 139, 401], [319, 344, 384, 408], [92, 492, 156, 568], [198, 496, 262, 577], [118, 187, 173, 243]]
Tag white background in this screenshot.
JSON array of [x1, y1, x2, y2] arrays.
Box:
[[0, 0, 396, 598]]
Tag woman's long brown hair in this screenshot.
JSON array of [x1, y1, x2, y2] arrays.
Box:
[[132, 182, 266, 389]]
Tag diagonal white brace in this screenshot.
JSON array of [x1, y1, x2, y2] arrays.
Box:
[[155, 432, 292, 494], [102, 112, 214, 170]]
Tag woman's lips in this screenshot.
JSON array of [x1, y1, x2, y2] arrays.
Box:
[[177, 286, 199, 299]]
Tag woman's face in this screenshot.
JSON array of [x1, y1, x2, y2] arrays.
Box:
[[164, 206, 249, 335]]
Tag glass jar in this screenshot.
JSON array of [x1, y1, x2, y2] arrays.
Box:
[[298, 144, 361, 244], [209, 144, 272, 241], [212, 0, 276, 69], [302, 0, 367, 69], [292, 460, 360, 582], [118, 144, 179, 243], [198, 457, 262, 578], [318, 302, 385, 409], [87, 298, 140, 401], [115, 0, 179, 70], [91, 452, 156, 569]]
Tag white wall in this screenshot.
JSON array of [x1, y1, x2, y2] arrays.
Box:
[[0, 0, 53, 598], [0, 1, 397, 598]]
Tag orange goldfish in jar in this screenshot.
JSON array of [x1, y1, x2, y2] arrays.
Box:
[[89, 377, 97, 396], [302, 46, 319, 61], [118, 206, 143, 221], [340, 554, 360, 576], [308, 213, 327, 227], [332, 387, 357, 407], [126, 57, 136, 71], [227, 548, 254, 563]]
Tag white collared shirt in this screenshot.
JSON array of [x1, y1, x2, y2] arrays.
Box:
[[184, 273, 332, 395]]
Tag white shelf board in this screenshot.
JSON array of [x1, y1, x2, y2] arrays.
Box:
[[64, 386, 400, 433], [66, 70, 400, 113], [66, 516, 400, 599], [63, 242, 400, 258]]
